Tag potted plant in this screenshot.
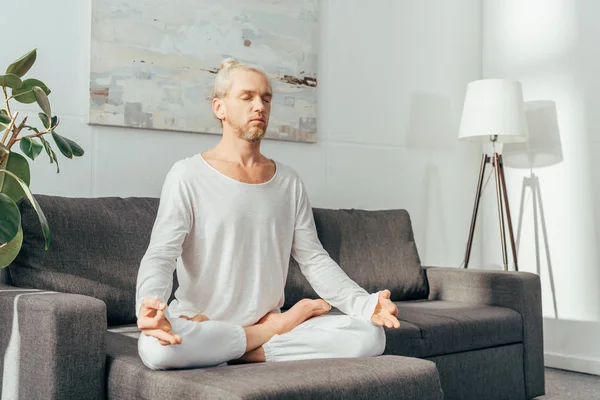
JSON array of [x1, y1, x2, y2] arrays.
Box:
[[0, 49, 84, 268]]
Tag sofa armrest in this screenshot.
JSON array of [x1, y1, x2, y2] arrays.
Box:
[[0, 284, 106, 400], [424, 266, 544, 398]]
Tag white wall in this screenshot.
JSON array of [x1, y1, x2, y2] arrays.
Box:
[[5, 0, 598, 379], [0, 0, 483, 268], [483, 0, 600, 375]]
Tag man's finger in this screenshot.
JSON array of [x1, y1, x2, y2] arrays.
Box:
[[142, 297, 166, 311], [386, 314, 401, 328], [385, 316, 395, 328], [138, 311, 172, 332], [385, 302, 398, 315], [380, 289, 391, 299], [155, 310, 173, 331], [388, 315, 400, 328], [371, 315, 383, 326], [137, 317, 161, 330], [179, 315, 191, 320], [143, 328, 182, 345]]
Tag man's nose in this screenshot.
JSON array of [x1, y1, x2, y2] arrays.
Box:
[[252, 98, 266, 112]]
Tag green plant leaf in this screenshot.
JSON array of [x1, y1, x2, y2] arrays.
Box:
[[51, 131, 72, 159], [38, 112, 50, 128], [0, 114, 10, 129], [0, 152, 30, 203], [12, 79, 51, 104], [63, 137, 84, 157], [0, 74, 22, 89], [0, 113, 10, 125], [40, 136, 59, 173], [0, 193, 20, 244], [20, 137, 43, 160], [6, 49, 37, 77], [0, 224, 22, 269], [51, 115, 59, 129], [34, 87, 51, 117], [0, 110, 9, 128], [24, 125, 39, 133], [0, 169, 50, 250]]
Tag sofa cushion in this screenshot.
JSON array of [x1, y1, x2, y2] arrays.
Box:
[[9, 195, 159, 326], [105, 332, 444, 400], [284, 208, 428, 308], [383, 300, 523, 358]]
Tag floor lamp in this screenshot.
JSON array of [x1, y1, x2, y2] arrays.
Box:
[[458, 79, 529, 271]]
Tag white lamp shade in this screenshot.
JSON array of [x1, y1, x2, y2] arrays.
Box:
[[458, 79, 529, 143]]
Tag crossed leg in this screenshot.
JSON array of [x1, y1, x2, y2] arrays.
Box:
[[261, 312, 385, 362], [138, 298, 332, 370], [231, 313, 386, 364], [228, 307, 321, 364], [229, 306, 385, 365]]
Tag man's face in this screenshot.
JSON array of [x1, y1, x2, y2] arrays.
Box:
[[219, 69, 272, 142]]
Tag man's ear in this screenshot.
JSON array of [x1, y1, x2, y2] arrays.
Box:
[[212, 98, 226, 121]]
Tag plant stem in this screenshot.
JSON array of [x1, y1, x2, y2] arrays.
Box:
[[1, 111, 18, 146], [7, 116, 27, 148], [0, 87, 14, 165], [2, 87, 12, 117], [10, 126, 48, 146]]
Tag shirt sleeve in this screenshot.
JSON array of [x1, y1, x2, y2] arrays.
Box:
[[135, 163, 192, 317], [290, 179, 379, 323]]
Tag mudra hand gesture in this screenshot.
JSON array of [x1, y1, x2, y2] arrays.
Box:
[[137, 297, 182, 346], [370, 289, 400, 328]]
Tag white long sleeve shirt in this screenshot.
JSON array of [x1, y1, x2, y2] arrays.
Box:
[[135, 154, 379, 327]]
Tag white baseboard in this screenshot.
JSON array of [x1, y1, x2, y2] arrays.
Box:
[[545, 352, 600, 376]]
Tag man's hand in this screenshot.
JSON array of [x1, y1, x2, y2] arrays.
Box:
[[371, 289, 401, 328], [137, 297, 182, 346]]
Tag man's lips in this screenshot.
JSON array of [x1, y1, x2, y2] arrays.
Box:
[[250, 118, 265, 123]]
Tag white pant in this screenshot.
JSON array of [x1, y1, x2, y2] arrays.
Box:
[[138, 312, 386, 370]]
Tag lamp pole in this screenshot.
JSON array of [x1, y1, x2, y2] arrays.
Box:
[[463, 136, 519, 271]]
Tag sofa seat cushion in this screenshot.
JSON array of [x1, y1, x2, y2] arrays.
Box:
[[384, 300, 523, 358], [106, 332, 443, 400], [108, 324, 141, 339]]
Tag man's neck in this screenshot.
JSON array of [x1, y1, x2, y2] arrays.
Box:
[[205, 131, 266, 167]]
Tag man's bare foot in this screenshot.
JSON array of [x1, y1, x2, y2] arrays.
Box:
[[257, 298, 331, 335], [179, 314, 209, 323], [229, 347, 266, 364]]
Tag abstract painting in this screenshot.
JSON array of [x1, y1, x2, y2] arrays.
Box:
[[89, 0, 318, 143]]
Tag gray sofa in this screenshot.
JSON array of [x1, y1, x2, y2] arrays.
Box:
[[0, 195, 545, 399]]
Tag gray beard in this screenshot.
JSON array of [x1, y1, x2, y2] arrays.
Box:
[[235, 124, 266, 143]]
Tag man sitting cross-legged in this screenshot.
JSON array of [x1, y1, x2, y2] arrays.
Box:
[[136, 58, 400, 370]]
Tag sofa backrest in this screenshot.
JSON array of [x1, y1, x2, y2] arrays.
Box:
[[10, 195, 159, 326], [10, 195, 428, 326], [0, 268, 10, 285], [283, 208, 428, 308]]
